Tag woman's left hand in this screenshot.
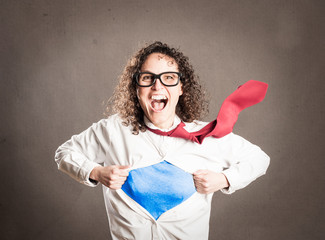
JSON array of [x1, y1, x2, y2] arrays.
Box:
[[193, 170, 230, 194]]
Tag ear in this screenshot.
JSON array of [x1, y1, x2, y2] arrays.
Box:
[[179, 83, 183, 96]]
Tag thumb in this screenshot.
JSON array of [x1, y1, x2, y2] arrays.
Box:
[[117, 165, 131, 176], [118, 165, 131, 170]]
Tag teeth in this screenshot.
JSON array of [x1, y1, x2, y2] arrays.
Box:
[[151, 95, 167, 100]]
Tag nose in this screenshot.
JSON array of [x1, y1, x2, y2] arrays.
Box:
[[151, 77, 164, 90]]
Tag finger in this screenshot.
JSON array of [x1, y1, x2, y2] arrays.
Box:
[[118, 170, 129, 177], [193, 174, 207, 182], [115, 165, 131, 176], [194, 183, 206, 194], [110, 174, 128, 182], [195, 181, 209, 191], [102, 181, 114, 189], [108, 174, 121, 181], [194, 182, 203, 189], [107, 179, 124, 188], [193, 175, 202, 182], [112, 177, 127, 185], [112, 168, 120, 175]]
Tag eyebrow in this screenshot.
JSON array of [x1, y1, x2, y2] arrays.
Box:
[[139, 71, 179, 74]]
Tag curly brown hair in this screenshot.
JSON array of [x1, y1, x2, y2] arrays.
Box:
[[107, 41, 209, 134]]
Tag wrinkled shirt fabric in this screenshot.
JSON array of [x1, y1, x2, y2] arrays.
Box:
[[55, 114, 270, 240]]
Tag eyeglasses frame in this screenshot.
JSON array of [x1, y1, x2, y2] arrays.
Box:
[[133, 71, 182, 87]]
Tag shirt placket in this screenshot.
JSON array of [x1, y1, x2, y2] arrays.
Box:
[[159, 136, 169, 157], [151, 221, 160, 240]]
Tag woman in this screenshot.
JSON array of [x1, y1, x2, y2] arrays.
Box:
[[55, 41, 270, 239]]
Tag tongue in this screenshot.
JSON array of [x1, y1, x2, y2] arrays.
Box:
[[152, 100, 165, 111]]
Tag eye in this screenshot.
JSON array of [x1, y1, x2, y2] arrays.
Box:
[[163, 73, 176, 81], [140, 74, 154, 81]]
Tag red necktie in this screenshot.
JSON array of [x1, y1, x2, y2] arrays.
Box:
[[147, 80, 268, 144]]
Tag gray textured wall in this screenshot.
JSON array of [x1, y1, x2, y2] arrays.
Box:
[[1, 0, 324, 239]]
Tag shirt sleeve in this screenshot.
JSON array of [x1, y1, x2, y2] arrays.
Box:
[[220, 133, 270, 194], [54, 119, 111, 187]]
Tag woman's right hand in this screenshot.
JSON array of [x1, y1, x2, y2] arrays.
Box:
[[89, 165, 130, 189]]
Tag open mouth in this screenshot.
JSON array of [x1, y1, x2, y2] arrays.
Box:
[[150, 95, 168, 112]]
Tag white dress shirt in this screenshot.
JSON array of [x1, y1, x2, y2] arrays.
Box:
[[55, 114, 270, 240]]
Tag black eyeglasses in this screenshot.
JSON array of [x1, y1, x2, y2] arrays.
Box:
[[134, 72, 182, 87]]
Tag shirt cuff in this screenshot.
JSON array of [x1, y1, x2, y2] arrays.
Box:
[[220, 168, 238, 194], [81, 160, 102, 187]]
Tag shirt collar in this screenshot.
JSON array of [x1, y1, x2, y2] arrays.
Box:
[[144, 115, 181, 132]]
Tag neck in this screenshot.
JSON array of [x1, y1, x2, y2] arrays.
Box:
[[151, 121, 173, 130], [144, 115, 180, 131]]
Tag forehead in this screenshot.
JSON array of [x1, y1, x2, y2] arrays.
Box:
[[141, 53, 178, 72]]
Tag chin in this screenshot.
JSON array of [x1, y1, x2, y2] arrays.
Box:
[[149, 112, 174, 128]]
